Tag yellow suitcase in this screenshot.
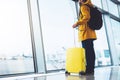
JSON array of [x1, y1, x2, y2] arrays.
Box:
[[65, 47, 86, 75]]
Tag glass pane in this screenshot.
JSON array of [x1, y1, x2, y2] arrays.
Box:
[[101, 0, 109, 11], [94, 17, 112, 66], [0, 0, 34, 75], [107, 0, 119, 17], [91, 0, 102, 8], [38, 0, 76, 70], [118, 0, 120, 2], [110, 19, 120, 65]]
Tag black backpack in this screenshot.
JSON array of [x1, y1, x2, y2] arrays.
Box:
[[86, 5, 103, 30]]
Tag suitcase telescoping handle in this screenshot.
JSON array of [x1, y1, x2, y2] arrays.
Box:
[[73, 28, 76, 47], [73, 28, 82, 47]]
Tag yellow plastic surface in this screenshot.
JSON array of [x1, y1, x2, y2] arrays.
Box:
[[66, 75, 86, 80], [66, 47, 86, 73]]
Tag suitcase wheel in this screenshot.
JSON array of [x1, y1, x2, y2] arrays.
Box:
[[79, 71, 85, 75], [65, 71, 70, 75]]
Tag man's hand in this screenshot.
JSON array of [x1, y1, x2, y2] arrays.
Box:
[[72, 23, 78, 28]]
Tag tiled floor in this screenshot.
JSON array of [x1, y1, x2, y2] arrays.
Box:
[[1, 66, 120, 80]]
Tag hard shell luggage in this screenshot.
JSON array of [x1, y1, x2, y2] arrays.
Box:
[[65, 47, 86, 75]]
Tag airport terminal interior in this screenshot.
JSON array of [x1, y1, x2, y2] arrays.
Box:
[[0, 0, 120, 80]]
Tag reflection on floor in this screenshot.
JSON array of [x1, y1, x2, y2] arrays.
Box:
[[1, 66, 120, 80]]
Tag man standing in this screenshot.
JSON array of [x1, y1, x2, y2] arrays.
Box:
[[72, 0, 97, 75]]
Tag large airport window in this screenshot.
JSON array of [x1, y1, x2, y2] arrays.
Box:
[[0, 0, 34, 75], [38, 0, 76, 71], [94, 18, 112, 66], [110, 19, 120, 65]]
